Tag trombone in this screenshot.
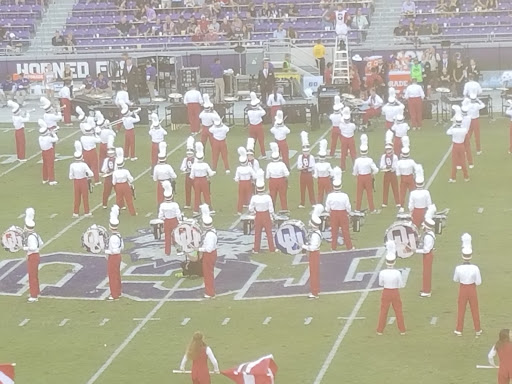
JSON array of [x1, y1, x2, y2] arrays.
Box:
[[104, 108, 141, 128]]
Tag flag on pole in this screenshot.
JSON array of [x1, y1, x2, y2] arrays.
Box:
[[221, 355, 278, 384], [0, 363, 15, 384]]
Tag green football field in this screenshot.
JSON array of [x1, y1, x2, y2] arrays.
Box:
[[0, 112, 510, 384]]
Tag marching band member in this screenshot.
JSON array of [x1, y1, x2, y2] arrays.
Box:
[[302, 204, 324, 299], [507, 100, 512, 154], [487, 329, 512, 381], [189, 142, 216, 215], [377, 240, 406, 335], [153, 142, 177, 207], [112, 148, 137, 216], [80, 122, 101, 185], [249, 169, 276, 253], [199, 94, 217, 148], [148, 112, 167, 167], [209, 116, 230, 173], [76, 106, 87, 134], [409, 205, 436, 298], [41, 96, 62, 139], [460, 104, 473, 168], [199, 204, 217, 298], [58, 82, 72, 125], [380, 132, 399, 208], [335, 3, 349, 46], [339, 106, 357, 171], [313, 139, 333, 204], [183, 84, 203, 134], [464, 92, 486, 156], [114, 84, 132, 132], [267, 86, 286, 120], [463, 73, 482, 98], [329, 98, 342, 157], [353, 134, 378, 213], [382, 95, 405, 130], [180, 137, 196, 209], [408, 164, 432, 228], [69, 141, 94, 217], [38, 119, 58, 185], [246, 138, 260, 172], [396, 139, 417, 210], [8, 100, 28, 162], [247, 92, 267, 158], [97, 111, 115, 167], [403, 78, 425, 130], [23, 208, 43, 303], [390, 114, 409, 155], [158, 181, 182, 256], [297, 131, 316, 208], [121, 103, 140, 161], [447, 111, 470, 183], [362, 88, 383, 126], [179, 331, 220, 380], [105, 205, 124, 300], [325, 167, 353, 250], [270, 110, 291, 168], [100, 136, 116, 208], [266, 142, 290, 211], [234, 147, 256, 215], [454, 233, 482, 336]]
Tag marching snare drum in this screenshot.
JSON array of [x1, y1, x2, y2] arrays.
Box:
[[1, 226, 25, 253], [149, 219, 164, 240], [82, 225, 109, 254], [241, 214, 255, 235], [350, 211, 366, 232], [384, 221, 419, 259], [274, 219, 307, 255], [173, 219, 203, 254]]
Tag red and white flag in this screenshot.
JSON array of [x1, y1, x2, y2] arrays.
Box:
[[0, 364, 15, 384], [222, 354, 278, 384]]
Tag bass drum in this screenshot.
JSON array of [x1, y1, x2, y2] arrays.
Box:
[[2, 226, 25, 253], [274, 219, 307, 255], [384, 221, 419, 259], [82, 225, 109, 254], [173, 219, 203, 254]]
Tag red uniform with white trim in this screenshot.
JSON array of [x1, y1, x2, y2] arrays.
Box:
[[363, 93, 383, 123], [24, 231, 43, 299], [377, 267, 406, 334], [380, 151, 399, 207], [43, 111, 62, 135], [339, 120, 357, 171], [148, 126, 167, 166], [100, 155, 116, 207], [209, 122, 230, 172], [180, 346, 220, 383], [99, 128, 116, 167], [267, 92, 285, 120], [353, 156, 378, 211], [153, 163, 177, 206], [453, 262, 482, 333], [382, 102, 404, 129], [183, 89, 203, 134], [329, 112, 342, 157], [249, 193, 276, 252], [408, 188, 432, 228], [199, 228, 218, 297], [270, 124, 291, 167], [69, 161, 93, 215], [234, 164, 256, 213], [297, 153, 315, 207], [58, 86, 72, 124], [466, 98, 485, 154], [12, 112, 29, 160], [180, 155, 196, 208], [112, 168, 136, 216], [396, 157, 416, 207], [39, 132, 58, 183], [199, 109, 218, 148], [313, 161, 333, 204], [415, 230, 435, 295], [325, 191, 353, 250], [247, 108, 266, 157], [189, 161, 215, 212], [158, 200, 181, 256], [266, 160, 290, 211], [105, 232, 123, 299], [404, 83, 425, 129], [447, 122, 469, 181], [488, 342, 512, 384], [391, 122, 409, 155], [80, 134, 101, 183], [303, 229, 322, 296], [122, 113, 140, 159]]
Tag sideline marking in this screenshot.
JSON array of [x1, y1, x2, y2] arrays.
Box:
[[304, 317, 313, 325], [19, 319, 30, 327], [50, 213, 58, 219], [145, 212, 153, 218], [99, 318, 110, 326], [222, 318, 230, 326], [477, 207, 484, 214], [263, 317, 272, 325], [476, 365, 496, 369], [181, 317, 191, 326], [312, 145, 452, 384], [59, 318, 70, 327], [133, 318, 160, 321], [387, 317, 396, 325], [430, 317, 438, 325], [337, 317, 365, 320], [17, 213, 25, 219]]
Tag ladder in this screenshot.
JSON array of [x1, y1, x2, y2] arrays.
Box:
[[331, 36, 350, 85]]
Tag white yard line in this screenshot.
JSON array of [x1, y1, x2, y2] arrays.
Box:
[[312, 144, 452, 384], [263, 316, 272, 325], [221, 317, 230, 326], [477, 207, 484, 214], [181, 317, 191, 326], [304, 317, 313, 325], [59, 318, 70, 327], [337, 317, 366, 320], [430, 317, 438, 325], [387, 317, 396, 325], [99, 318, 110, 326], [18, 318, 30, 327]]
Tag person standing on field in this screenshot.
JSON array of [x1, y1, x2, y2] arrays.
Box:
[[179, 331, 220, 383]]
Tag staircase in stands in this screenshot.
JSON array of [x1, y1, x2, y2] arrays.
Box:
[[362, 0, 402, 48]]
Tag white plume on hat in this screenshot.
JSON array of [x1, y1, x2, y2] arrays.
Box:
[[96, 111, 105, 126], [162, 180, 173, 199], [120, 103, 129, 115], [213, 115, 222, 126], [389, 87, 396, 98], [388, 95, 396, 104], [424, 204, 436, 227], [461, 233, 472, 258], [461, 104, 469, 113], [333, 103, 342, 112], [469, 92, 477, 100], [74, 140, 83, 160], [186, 136, 195, 154], [238, 146, 247, 163], [7, 100, 20, 113], [107, 135, 115, 149], [414, 163, 424, 185], [75, 106, 85, 121], [150, 112, 160, 127], [158, 142, 167, 160], [86, 116, 95, 127], [246, 137, 255, 154], [203, 94, 213, 108], [25, 207, 35, 228], [401, 136, 410, 154], [332, 166, 343, 189], [395, 114, 404, 122], [109, 205, 120, 228], [275, 109, 284, 125], [301, 131, 310, 150], [255, 168, 265, 191], [360, 133, 368, 153], [249, 91, 260, 106], [40, 96, 52, 110], [94, 110, 103, 120], [507, 99, 512, 106], [195, 142, 204, 160], [115, 147, 124, 166], [270, 142, 280, 160], [385, 239, 397, 265], [318, 139, 328, 157], [385, 129, 394, 145], [38, 119, 48, 134], [334, 95, 341, 106], [200, 203, 213, 226], [310, 204, 324, 226], [82, 122, 93, 133]]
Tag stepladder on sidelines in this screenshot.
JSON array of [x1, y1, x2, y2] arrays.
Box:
[[332, 36, 351, 86]]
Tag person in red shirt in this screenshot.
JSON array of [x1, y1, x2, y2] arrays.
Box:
[[324, 62, 333, 85], [488, 329, 512, 384], [350, 66, 361, 97], [180, 331, 220, 383], [365, 66, 383, 90]]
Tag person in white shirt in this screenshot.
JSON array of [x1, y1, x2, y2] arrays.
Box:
[[198, 204, 218, 298], [453, 233, 482, 336], [105, 205, 124, 300], [198, 94, 218, 149], [69, 141, 94, 217], [158, 181, 182, 256], [267, 87, 285, 121], [363, 88, 383, 126], [100, 141, 117, 209], [462, 73, 482, 99], [246, 138, 260, 173], [396, 142, 417, 209], [380, 140, 400, 208], [339, 107, 357, 171], [302, 205, 324, 299], [446, 113, 470, 183], [407, 165, 432, 228], [270, 110, 291, 168], [44, 64, 56, 99], [247, 92, 267, 158], [148, 112, 167, 167], [335, 4, 349, 44], [507, 99, 512, 154], [376, 240, 406, 335], [58, 83, 72, 125], [266, 142, 290, 211], [180, 137, 196, 209], [249, 170, 276, 253], [179, 331, 220, 376], [235, 147, 256, 215], [353, 134, 378, 213], [38, 119, 58, 185], [297, 132, 316, 208], [391, 114, 410, 155], [183, 84, 204, 134], [153, 142, 178, 207], [8, 100, 28, 161], [80, 123, 101, 185], [382, 96, 405, 130], [313, 139, 333, 204], [459, 105, 474, 168], [112, 149, 137, 216], [464, 93, 486, 156], [325, 167, 353, 250], [189, 142, 216, 214], [97, 112, 116, 167], [329, 102, 343, 157], [403, 78, 425, 130], [22, 208, 43, 303], [209, 116, 230, 174], [41, 96, 62, 138], [121, 103, 140, 161]]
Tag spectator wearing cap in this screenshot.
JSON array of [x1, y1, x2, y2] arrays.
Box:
[[15, 73, 30, 106], [0, 75, 15, 107], [138, 16, 152, 36], [116, 15, 132, 37], [96, 73, 112, 97], [210, 58, 225, 104], [145, 61, 157, 102]]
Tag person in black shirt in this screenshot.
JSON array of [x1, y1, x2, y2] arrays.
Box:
[[51, 30, 64, 47], [116, 15, 132, 36]]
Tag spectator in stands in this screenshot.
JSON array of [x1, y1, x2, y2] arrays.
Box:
[[439, 67, 451, 89], [52, 30, 64, 49], [0, 26, 6, 40], [123, 58, 140, 103], [204, 25, 219, 44], [162, 16, 175, 35], [486, 0, 497, 9], [187, 18, 197, 35], [209, 17, 220, 33], [232, 15, 244, 37], [115, 0, 127, 10], [313, 39, 326, 77], [176, 16, 188, 35], [43, 64, 56, 100], [447, 0, 459, 12], [438, 50, 451, 76], [192, 25, 203, 45], [269, 2, 280, 20], [116, 16, 132, 37], [198, 15, 210, 34], [248, 2, 257, 17], [452, 57, 466, 96], [244, 12, 254, 37], [352, 8, 369, 42], [220, 18, 235, 41], [322, 6, 335, 30], [287, 3, 299, 19], [366, 66, 383, 90], [405, 21, 418, 43], [15, 73, 29, 106], [145, 4, 157, 20], [152, 18, 163, 35], [65, 33, 76, 53], [287, 27, 297, 44], [435, 0, 448, 12], [466, 58, 480, 80], [402, 0, 416, 16], [260, 1, 270, 17], [83, 74, 95, 95], [258, 61, 275, 103], [431, 22, 441, 35], [134, 4, 145, 20], [96, 73, 112, 96], [63, 64, 74, 97], [324, 62, 332, 85], [138, 16, 152, 36], [0, 75, 14, 107], [273, 23, 287, 41]]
